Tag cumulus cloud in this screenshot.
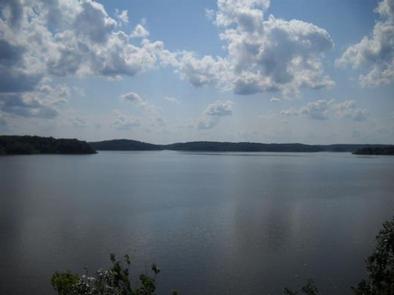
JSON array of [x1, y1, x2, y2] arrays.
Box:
[[204, 99, 233, 116], [0, 0, 168, 101], [338, 0, 394, 87], [174, 53, 230, 88], [74, 1, 117, 44], [0, 0, 180, 125], [333, 100, 368, 122], [280, 99, 368, 121], [0, 0, 336, 127], [115, 9, 129, 24], [120, 91, 166, 128], [0, 93, 58, 119], [172, 0, 334, 95], [0, 37, 42, 93], [197, 100, 233, 129], [0, 0, 336, 129], [270, 97, 281, 102], [301, 99, 332, 120], [0, 75, 70, 120], [121, 91, 146, 105], [130, 24, 150, 38]]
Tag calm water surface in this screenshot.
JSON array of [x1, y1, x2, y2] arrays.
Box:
[[0, 151, 393, 294]]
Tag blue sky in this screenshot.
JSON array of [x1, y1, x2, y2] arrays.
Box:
[[0, 0, 393, 144]]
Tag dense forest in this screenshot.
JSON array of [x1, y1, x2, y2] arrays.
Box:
[[0, 136, 96, 155], [90, 139, 393, 153], [353, 146, 394, 155], [89, 139, 162, 151], [2, 136, 393, 154]]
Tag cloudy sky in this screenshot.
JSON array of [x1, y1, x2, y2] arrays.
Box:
[[1, 0, 393, 144]]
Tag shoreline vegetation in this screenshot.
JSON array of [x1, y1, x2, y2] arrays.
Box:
[[90, 139, 394, 154], [51, 217, 394, 295], [0, 136, 96, 155], [352, 146, 394, 155], [1, 135, 394, 155]]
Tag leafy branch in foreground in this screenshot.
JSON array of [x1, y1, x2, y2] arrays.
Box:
[[52, 217, 394, 295], [283, 279, 319, 295], [352, 217, 394, 295], [284, 217, 394, 295], [51, 254, 169, 295]]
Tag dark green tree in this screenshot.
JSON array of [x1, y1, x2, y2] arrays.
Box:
[[52, 217, 394, 295], [284, 280, 319, 295], [352, 217, 394, 295], [51, 254, 163, 295], [285, 217, 394, 295]]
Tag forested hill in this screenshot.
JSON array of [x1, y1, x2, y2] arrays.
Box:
[[89, 139, 162, 151], [165, 142, 321, 152], [0, 136, 96, 155], [89, 139, 393, 153], [3, 137, 391, 154], [353, 146, 394, 155]]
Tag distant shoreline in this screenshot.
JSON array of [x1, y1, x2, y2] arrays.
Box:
[[352, 146, 394, 155], [89, 139, 394, 154], [2, 136, 393, 155]]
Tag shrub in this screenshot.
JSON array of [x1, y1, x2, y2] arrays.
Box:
[[352, 217, 394, 295], [51, 254, 163, 295]]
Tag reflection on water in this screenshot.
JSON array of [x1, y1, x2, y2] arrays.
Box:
[[0, 151, 393, 294]]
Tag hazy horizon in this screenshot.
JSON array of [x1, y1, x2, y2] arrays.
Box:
[[1, 0, 394, 144]]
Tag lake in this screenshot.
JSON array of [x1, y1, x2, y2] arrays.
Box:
[[0, 151, 393, 294]]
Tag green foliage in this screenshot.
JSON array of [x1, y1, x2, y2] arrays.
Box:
[[52, 217, 394, 295], [352, 217, 394, 295], [51, 254, 161, 295], [51, 272, 80, 295], [284, 217, 394, 295], [283, 280, 319, 295]]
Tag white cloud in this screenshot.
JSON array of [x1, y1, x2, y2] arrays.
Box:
[[130, 24, 150, 38], [205, 8, 216, 21], [115, 9, 129, 24], [204, 99, 233, 116], [172, 0, 334, 95], [120, 91, 165, 128], [0, 0, 167, 105], [0, 93, 58, 119], [300, 99, 332, 120], [0, 0, 336, 127], [214, 0, 270, 29], [338, 0, 394, 87], [333, 100, 368, 122], [174, 53, 230, 88], [120, 91, 145, 105], [0, 0, 178, 132], [197, 100, 233, 129], [270, 97, 281, 102], [280, 99, 368, 121], [74, 1, 117, 44], [0, 78, 69, 119]]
